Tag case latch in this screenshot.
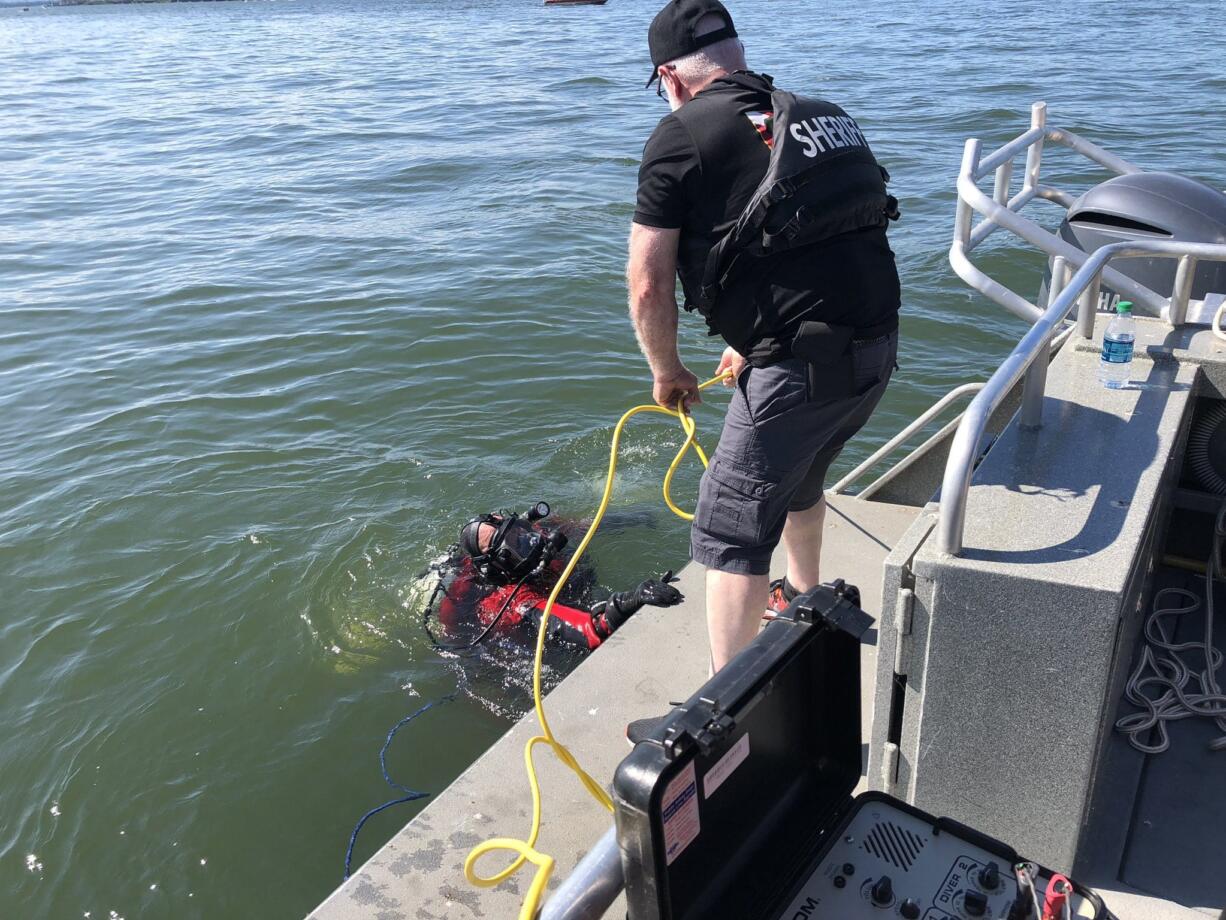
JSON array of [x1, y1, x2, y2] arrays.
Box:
[[791, 580, 872, 639], [662, 703, 737, 759]]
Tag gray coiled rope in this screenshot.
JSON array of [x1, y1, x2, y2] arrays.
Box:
[[1115, 505, 1226, 754]]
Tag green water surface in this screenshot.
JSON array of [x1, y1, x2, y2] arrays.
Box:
[[2, 0, 1223, 916]]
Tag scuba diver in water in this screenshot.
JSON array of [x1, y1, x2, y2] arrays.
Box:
[[424, 501, 684, 652]]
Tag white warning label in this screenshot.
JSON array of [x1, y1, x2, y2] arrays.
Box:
[[661, 761, 700, 865], [703, 732, 750, 800]]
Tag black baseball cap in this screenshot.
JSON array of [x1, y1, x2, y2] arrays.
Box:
[[646, 0, 738, 88]]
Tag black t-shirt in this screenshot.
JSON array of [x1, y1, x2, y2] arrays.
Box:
[[634, 71, 900, 362]]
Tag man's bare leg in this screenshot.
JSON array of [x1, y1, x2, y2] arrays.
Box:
[[706, 568, 769, 672], [782, 494, 826, 593]]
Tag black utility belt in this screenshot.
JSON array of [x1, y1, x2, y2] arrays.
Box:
[[761, 319, 895, 399], [781, 319, 896, 361], [744, 318, 896, 366]]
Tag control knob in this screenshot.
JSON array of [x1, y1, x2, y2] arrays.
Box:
[[964, 888, 989, 917], [978, 862, 1001, 890], [870, 875, 894, 907], [899, 897, 921, 919]]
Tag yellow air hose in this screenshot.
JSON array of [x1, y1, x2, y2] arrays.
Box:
[[463, 370, 731, 920]]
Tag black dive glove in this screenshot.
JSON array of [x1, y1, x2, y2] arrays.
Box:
[[593, 571, 684, 637], [622, 571, 685, 612]]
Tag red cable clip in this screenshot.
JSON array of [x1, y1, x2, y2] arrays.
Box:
[[1041, 873, 1073, 920]]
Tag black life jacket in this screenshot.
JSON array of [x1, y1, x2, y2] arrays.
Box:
[[697, 90, 899, 344]]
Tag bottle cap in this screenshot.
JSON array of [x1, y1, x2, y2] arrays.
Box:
[[1117, 300, 1133, 314]]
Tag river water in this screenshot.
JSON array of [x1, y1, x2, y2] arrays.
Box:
[[1, 0, 1222, 916]]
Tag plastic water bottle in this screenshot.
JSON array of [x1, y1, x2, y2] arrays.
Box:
[[1098, 300, 1135, 389]]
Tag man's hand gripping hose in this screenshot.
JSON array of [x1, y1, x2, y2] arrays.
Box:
[[462, 370, 731, 920]]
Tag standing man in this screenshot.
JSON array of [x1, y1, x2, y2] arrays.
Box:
[[627, 0, 901, 674]]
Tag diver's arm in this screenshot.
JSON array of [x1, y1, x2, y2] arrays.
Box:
[[527, 598, 605, 650], [627, 223, 700, 411], [591, 573, 686, 639], [589, 596, 631, 639], [523, 576, 686, 649]]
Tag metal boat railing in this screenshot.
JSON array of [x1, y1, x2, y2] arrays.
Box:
[[829, 383, 984, 496], [934, 100, 1226, 555], [950, 101, 1165, 323], [837, 102, 1153, 500], [538, 826, 622, 920], [937, 238, 1226, 556], [830, 326, 1077, 498]]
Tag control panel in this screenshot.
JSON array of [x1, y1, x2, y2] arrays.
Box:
[[776, 801, 1095, 919]]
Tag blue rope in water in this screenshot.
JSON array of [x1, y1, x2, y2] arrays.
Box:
[[343, 694, 454, 880]]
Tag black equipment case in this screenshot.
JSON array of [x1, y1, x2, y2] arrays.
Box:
[[612, 584, 1112, 920]]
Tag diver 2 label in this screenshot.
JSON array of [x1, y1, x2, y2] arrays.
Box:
[[661, 761, 700, 865]]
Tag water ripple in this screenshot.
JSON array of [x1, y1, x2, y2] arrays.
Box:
[[1, 0, 1223, 917]]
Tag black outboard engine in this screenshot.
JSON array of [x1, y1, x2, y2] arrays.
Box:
[[1040, 172, 1226, 316]]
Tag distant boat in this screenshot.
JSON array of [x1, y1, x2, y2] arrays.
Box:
[[544, 0, 608, 5]]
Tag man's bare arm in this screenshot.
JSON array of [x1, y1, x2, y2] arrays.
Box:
[[626, 222, 700, 410]]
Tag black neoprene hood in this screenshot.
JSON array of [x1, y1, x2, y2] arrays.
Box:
[[646, 0, 738, 87]]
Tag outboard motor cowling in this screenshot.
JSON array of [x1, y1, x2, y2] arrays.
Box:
[[1040, 171, 1226, 316]]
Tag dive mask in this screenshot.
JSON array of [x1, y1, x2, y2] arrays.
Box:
[[459, 502, 567, 585]]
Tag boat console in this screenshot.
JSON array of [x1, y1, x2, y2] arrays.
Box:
[[864, 105, 1226, 919]]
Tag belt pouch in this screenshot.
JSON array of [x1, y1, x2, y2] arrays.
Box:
[[790, 321, 855, 398]]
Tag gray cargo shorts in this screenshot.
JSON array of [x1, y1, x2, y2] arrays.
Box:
[[691, 330, 898, 576]]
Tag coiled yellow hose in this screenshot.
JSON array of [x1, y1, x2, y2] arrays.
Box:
[[463, 371, 730, 920]]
